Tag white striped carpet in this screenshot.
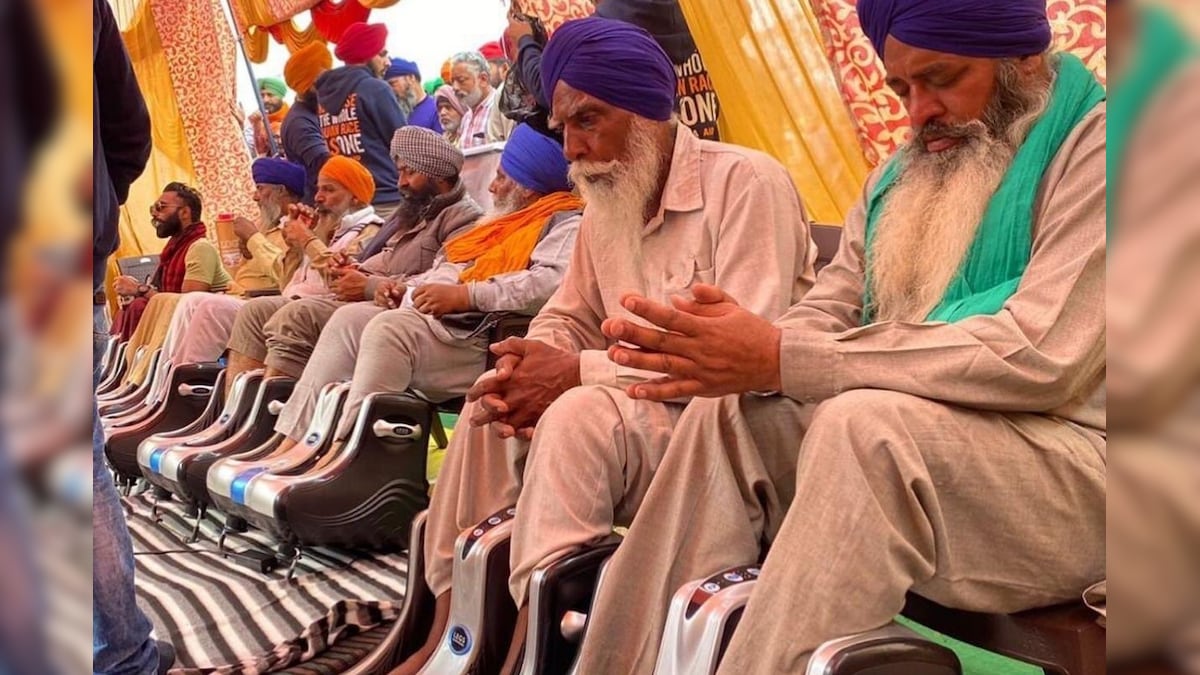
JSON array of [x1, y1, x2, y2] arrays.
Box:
[[126, 494, 409, 673]]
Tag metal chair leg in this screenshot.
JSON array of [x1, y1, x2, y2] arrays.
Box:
[[187, 504, 207, 543], [432, 413, 448, 449]]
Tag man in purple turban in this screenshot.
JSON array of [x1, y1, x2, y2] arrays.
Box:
[[388, 15, 817, 675], [557, 1, 1107, 673]]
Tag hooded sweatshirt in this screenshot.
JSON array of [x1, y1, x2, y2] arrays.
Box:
[[281, 90, 328, 205], [314, 65, 407, 205]]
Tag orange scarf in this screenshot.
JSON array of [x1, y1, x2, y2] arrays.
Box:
[[268, 102, 290, 132], [447, 192, 584, 283]]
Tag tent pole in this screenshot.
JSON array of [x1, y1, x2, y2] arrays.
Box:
[[224, 0, 280, 157]]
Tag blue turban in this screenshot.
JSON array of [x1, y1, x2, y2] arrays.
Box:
[[500, 124, 571, 195], [251, 158, 306, 197], [541, 16, 676, 121], [386, 57, 421, 80], [857, 0, 1052, 61]]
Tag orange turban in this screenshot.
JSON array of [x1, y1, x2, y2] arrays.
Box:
[[440, 58, 453, 83], [284, 42, 333, 95], [319, 155, 375, 205]]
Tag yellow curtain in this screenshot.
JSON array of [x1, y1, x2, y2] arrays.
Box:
[[108, 0, 257, 311], [111, 0, 199, 272], [677, 0, 870, 224]]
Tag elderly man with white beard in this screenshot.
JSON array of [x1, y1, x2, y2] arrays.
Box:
[[389, 16, 818, 675], [263, 123, 586, 462], [588, 1, 1107, 673]]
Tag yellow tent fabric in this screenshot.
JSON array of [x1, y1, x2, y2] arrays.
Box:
[[112, 0, 199, 263], [677, 0, 871, 224], [107, 0, 257, 311]]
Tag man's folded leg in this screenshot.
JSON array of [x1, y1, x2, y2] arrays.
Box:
[[716, 389, 1106, 674], [572, 394, 809, 675]]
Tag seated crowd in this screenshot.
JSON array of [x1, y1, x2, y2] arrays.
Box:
[[99, 1, 1105, 673]]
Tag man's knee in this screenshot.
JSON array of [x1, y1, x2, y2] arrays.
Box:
[[806, 389, 935, 465], [229, 297, 285, 358], [360, 308, 423, 354], [537, 386, 625, 440]]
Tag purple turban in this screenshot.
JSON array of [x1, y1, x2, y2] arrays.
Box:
[[856, 0, 1052, 61], [251, 157, 306, 197], [386, 57, 421, 80], [541, 16, 676, 121], [501, 124, 571, 195]]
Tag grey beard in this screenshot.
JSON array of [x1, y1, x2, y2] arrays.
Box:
[[397, 95, 415, 117], [258, 201, 283, 227]]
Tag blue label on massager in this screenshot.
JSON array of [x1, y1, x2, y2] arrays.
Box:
[[148, 449, 167, 474], [448, 625, 471, 655], [230, 467, 269, 505]]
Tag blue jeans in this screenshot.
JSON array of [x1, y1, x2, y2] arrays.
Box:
[[93, 303, 159, 674]]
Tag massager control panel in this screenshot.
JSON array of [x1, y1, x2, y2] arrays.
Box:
[[460, 505, 517, 559], [685, 564, 761, 618]]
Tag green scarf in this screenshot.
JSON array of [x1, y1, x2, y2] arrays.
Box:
[[861, 54, 1105, 325], [1107, 6, 1196, 240]]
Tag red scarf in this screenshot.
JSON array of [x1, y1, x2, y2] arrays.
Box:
[[153, 223, 207, 292]]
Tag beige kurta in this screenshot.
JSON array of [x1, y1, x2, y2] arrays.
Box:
[[423, 122, 817, 600], [573, 104, 1108, 675], [1107, 63, 1200, 661], [235, 224, 287, 292]]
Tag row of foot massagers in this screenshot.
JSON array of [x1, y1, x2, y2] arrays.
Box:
[[96, 340, 964, 675]]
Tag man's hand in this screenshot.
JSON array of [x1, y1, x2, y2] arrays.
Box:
[[112, 275, 139, 297], [412, 284, 471, 317], [466, 338, 580, 440], [330, 267, 369, 301], [466, 341, 525, 433], [232, 215, 259, 241], [239, 239, 254, 261], [601, 284, 783, 401], [374, 279, 407, 308], [282, 206, 317, 248]]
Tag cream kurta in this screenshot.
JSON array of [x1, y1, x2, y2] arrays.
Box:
[[423, 123, 817, 602], [574, 104, 1108, 675]]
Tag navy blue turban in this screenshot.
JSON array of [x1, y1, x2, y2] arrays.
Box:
[[386, 57, 421, 80], [541, 16, 676, 121], [857, 0, 1052, 61], [501, 124, 571, 195], [252, 157, 306, 197]]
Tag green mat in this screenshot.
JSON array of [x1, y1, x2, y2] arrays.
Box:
[[426, 412, 459, 483], [425, 414, 1044, 674], [898, 617, 1043, 674]]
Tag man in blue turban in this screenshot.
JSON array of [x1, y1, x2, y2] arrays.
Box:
[[552, 2, 1107, 673], [385, 56, 442, 133], [248, 124, 586, 534], [390, 15, 817, 675]]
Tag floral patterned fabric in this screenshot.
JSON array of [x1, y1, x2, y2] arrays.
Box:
[[149, 0, 257, 221]]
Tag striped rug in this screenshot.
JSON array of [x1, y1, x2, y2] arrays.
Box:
[[127, 494, 409, 673]]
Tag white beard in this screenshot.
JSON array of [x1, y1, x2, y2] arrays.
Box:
[[867, 137, 1014, 323], [569, 118, 670, 289], [867, 62, 1054, 323]]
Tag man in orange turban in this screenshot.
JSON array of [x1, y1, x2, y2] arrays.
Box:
[[317, 155, 374, 206], [261, 124, 584, 502], [282, 42, 334, 203]]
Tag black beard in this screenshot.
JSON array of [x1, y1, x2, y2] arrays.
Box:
[[399, 187, 435, 209], [153, 216, 183, 238]]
